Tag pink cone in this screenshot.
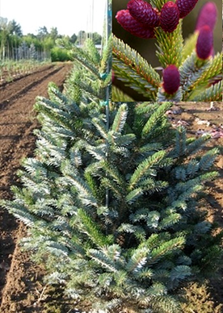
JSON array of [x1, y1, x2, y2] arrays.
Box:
[[116, 9, 155, 39], [196, 25, 213, 60], [163, 65, 180, 94], [160, 2, 180, 33], [176, 0, 198, 18], [112, 70, 115, 83], [195, 2, 217, 31], [127, 0, 159, 27]]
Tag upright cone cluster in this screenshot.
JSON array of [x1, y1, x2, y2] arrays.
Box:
[[195, 2, 217, 60], [116, 0, 199, 38]]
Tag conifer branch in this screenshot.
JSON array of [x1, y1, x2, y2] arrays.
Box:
[[113, 35, 161, 99], [126, 248, 148, 274], [155, 20, 183, 68], [92, 117, 108, 140], [159, 213, 182, 229], [148, 236, 185, 265], [181, 32, 198, 62], [100, 35, 112, 74], [126, 188, 144, 204], [70, 46, 101, 79], [112, 86, 134, 102], [118, 223, 146, 241], [84, 142, 107, 161], [77, 209, 112, 247], [185, 134, 211, 156], [129, 150, 166, 190], [141, 102, 172, 138], [101, 177, 124, 200], [35, 97, 74, 132], [88, 245, 122, 272], [112, 55, 158, 100], [111, 103, 128, 133], [191, 80, 222, 101], [72, 80, 102, 103], [198, 148, 219, 171], [102, 160, 126, 189], [1, 200, 38, 227], [61, 161, 98, 208], [179, 52, 209, 98], [83, 38, 101, 65], [84, 172, 102, 203], [190, 53, 222, 89]]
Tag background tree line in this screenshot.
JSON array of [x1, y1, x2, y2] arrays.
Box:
[[0, 17, 102, 62]]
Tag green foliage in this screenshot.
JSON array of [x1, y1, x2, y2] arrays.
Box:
[[113, 36, 160, 100], [155, 21, 183, 68], [50, 47, 72, 62], [1, 38, 222, 312], [112, 86, 134, 102], [181, 32, 198, 62], [61, 35, 112, 106]]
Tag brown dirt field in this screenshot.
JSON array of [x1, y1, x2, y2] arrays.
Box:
[[0, 62, 72, 312], [0, 92, 222, 311]]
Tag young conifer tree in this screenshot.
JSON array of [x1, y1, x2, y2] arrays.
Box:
[[112, 0, 222, 102], [1, 37, 222, 311]]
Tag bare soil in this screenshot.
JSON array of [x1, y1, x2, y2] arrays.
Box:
[[0, 62, 72, 312], [0, 83, 222, 312]]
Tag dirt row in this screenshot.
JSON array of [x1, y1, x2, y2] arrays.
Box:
[[0, 64, 61, 109], [0, 62, 72, 312]]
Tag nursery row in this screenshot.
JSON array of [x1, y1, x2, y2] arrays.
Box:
[[0, 59, 50, 85]]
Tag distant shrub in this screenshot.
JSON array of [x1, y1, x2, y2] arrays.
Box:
[[50, 47, 72, 62]]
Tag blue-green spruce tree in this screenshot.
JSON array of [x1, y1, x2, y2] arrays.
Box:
[[1, 38, 222, 313]]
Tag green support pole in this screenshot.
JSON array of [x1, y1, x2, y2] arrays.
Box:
[[105, 0, 111, 208]]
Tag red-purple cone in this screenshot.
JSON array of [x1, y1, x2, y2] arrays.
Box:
[[176, 0, 198, 18], [112, 70, 115, 83], [195, 2, 217, 31], [160, 2, 180, 33], [116, 10, 155, 39], [127, 0, 159, 27], [163, 65, 180, 94], [196, 25, 213, 60]]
